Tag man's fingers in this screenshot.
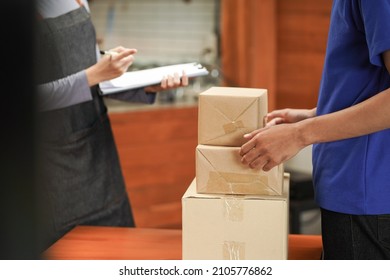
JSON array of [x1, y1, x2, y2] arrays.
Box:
[[240, 139, 257, 157]]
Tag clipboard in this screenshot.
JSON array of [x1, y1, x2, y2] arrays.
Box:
[[99, 62, 209, 95]]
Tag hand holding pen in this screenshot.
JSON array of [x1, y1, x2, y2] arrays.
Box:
[[100, 46, 137, 75], [99, 50, 117, 56], [86, 46, 137, 86]]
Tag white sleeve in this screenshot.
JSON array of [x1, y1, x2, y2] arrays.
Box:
[[37, 71, 93, 111], [36, 0, 81, 18]]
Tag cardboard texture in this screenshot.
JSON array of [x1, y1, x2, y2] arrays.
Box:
[[196, 144, 284, 195], [182, 174, 290, 260], [198, 87, 268, 147]]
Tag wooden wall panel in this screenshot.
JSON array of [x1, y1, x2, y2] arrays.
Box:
[[109, 106, 198, 229], [276, 0, 332, 109], [221, 0, 332, 110], [221, 0, 277, 110]]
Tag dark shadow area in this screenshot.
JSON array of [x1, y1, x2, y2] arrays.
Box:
[[0, 0, 41, 259]]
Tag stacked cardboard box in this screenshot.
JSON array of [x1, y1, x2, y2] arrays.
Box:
[[182, 176, 289, 260], [196, 87, 284, 196], [182, 87, 289, 260], [196, 145, 284, 195]]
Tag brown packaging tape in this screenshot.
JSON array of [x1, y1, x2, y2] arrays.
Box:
[[222, 120, 245, 134], [205, 171, 281, 195], [223, 241, 246, 260]]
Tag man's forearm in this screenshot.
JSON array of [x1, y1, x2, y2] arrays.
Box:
[[297, 87, 390, 146]]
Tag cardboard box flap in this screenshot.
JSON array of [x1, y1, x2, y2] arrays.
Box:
[[198, 87, 267, 146], [183, 178, 288, 201], [196, 145, 284, 196], [202, 95, 260, 123]]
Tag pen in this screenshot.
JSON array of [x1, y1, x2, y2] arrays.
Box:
[[99, 50, 118, 55]]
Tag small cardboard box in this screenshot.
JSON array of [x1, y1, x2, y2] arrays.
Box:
[[182, 174, 289, 260], [196, 144, 284, 195], [198, 87, 268, 147]]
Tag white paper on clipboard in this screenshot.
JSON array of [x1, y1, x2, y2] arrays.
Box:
[[99, 62, 209, 95]]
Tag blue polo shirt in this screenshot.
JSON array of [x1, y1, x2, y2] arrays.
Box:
[[313, 0, 390, 214]]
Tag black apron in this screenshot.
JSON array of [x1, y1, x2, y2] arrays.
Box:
[[36, 6, 134, 249]]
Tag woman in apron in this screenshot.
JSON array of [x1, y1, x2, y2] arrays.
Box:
[[35, 0, 187, 250]]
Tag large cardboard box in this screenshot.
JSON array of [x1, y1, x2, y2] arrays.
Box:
[[182, 174, 289, 260], [198, 87, 268, 147], [196, 144, 284, 195]]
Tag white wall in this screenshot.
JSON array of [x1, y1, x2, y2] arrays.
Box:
[[285, 145, 313, 175], [89, 0, 218, 66]]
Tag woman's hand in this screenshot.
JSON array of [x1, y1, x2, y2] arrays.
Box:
[[87, 45, 189, 92], [86, 46, 137, 86], [144, 71, 189, 93]]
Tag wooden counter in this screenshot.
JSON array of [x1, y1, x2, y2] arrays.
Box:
[[43, 226, 322, 260]]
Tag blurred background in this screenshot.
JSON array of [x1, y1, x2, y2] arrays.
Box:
[[90, 0, 221, 105], [91, 0, 332, 235], [90, 0, 330, 111], [2, 0, 333, 259]]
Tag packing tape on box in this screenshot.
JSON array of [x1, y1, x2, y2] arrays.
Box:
[[223, 241, 246, 260], [222, 197, 246, 259], [206, 171, 280, 195], [221, 98, 261, 135], [222, 195, 244, 222], [223, 120, 245, 134]]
